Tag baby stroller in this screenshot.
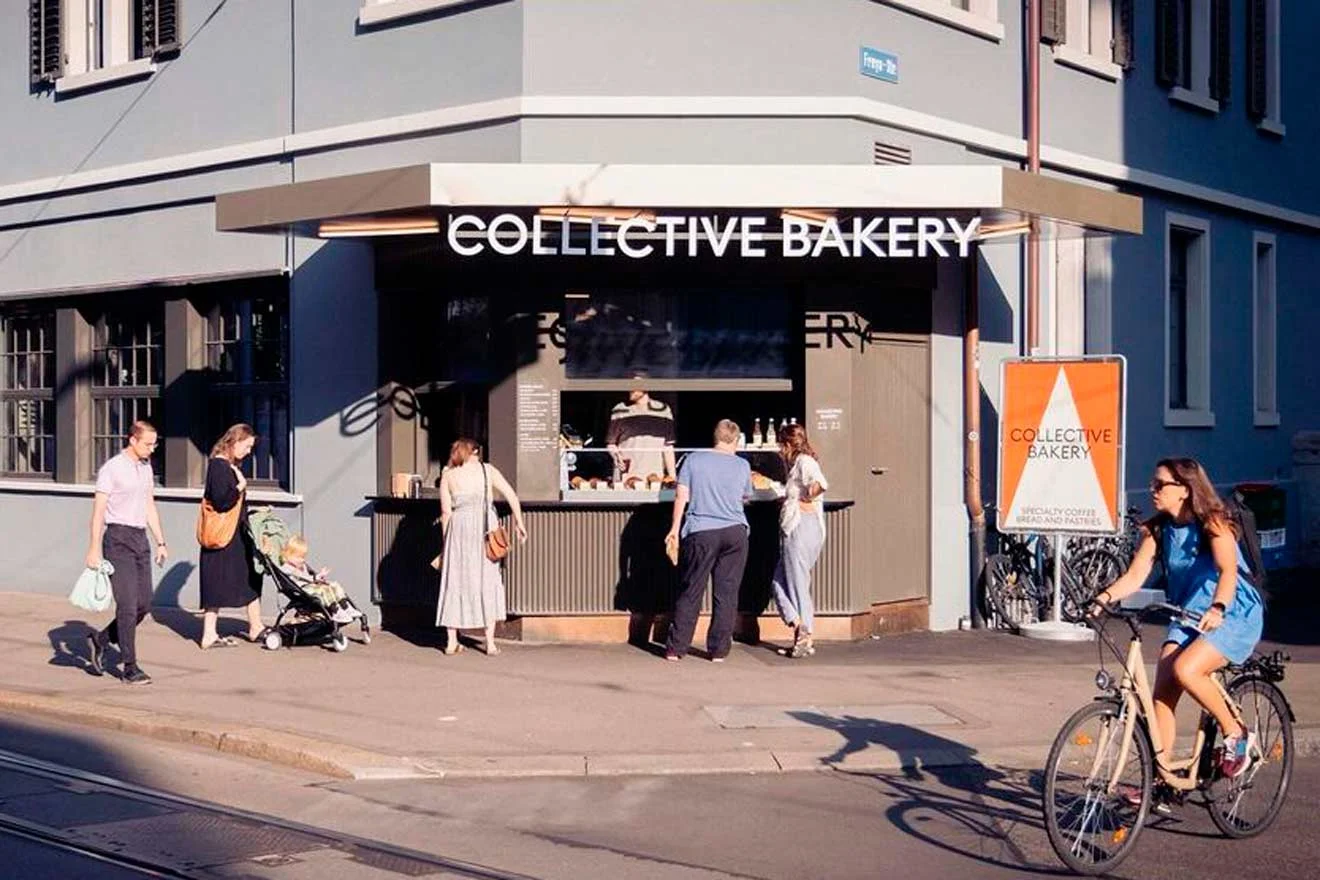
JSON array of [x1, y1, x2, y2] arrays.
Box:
[[247, 509, 371, 652]]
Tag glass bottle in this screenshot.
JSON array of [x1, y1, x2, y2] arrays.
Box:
[[766, 418, 777, 447], [751, 418, 763, 448]]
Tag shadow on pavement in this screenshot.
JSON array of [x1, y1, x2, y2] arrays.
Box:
[[45, 620, 99, 677], [789, 713, 1075, 876]]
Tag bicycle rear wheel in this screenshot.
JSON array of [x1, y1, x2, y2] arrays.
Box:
[[1206, 678, 1294, 838], [1044, 700, 1152, 875], [984, 552, 1043, 630]]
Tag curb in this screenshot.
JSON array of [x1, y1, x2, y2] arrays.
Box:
[[3, 688, 1316, 782]]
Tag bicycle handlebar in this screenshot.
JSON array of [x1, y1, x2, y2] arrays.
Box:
[[1086, 599, 1202, 630]]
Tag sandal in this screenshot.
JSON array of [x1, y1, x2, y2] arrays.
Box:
[[443, 641, 465, 656], [483, 641, 500, 656], [200, 636, 238, 650]]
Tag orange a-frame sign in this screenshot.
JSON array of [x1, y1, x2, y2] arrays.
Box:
[[997, 356, 1126, 535]]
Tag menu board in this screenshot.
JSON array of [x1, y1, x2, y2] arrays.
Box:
[[517, 380, 559, 453]]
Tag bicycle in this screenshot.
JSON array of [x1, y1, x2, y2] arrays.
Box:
[[983, 526, 1089, 629], [1042, 601, 1295, 875], [1062, 507, 1145, 615]]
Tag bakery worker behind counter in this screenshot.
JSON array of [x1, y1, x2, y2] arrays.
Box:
[[605, 386, 677, 486]]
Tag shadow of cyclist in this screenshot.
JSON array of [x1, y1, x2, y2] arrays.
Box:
[[789, 711, 1077, 875]]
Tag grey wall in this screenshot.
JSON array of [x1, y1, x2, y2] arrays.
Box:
[[287, 238, 379, 611], [293, 0, 522, 132], [522, 0, 1022, 138], [0, 0, 292, 186]]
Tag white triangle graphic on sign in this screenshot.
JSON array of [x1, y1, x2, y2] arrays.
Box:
[[1005, 368, 1115, 533]]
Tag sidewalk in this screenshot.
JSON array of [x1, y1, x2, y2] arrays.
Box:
[[3, 592, 1317, 780]]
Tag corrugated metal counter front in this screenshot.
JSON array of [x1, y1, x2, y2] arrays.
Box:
[[368, 497, 854, 617]]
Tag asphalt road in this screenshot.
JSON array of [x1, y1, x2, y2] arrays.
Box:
[[2, 714, 1316, 879]]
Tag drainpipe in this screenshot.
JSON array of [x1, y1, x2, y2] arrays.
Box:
[[964, 249, 986, 628], [1026, 0, 1042, 354]]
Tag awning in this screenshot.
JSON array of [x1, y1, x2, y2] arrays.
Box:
[[215, 163, 1142, 239]]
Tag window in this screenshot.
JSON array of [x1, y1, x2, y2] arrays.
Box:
[[1045, 1, 1135, 79], [1156, 0, 1230, 112], [91, 304, 163, 480], [1253, 233, 1278, 426], [870, 1, 1004, 42], [28, 0, 179, 93], [358, 0, 483, 28], [0, 311, 56, 476], [1165, 214, 1213, 426], [1247, 0, 1284, 134], [205, 294, 290, 486], [563, 291, 792, 380]]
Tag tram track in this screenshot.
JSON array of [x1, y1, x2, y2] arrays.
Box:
[[0, 748, 536, 879]]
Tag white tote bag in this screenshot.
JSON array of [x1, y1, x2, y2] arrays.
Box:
[[69, 560, 115, 613]]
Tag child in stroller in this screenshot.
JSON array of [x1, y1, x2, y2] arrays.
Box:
[[280, 536, 362, 624], [249, 509, 370, 651]]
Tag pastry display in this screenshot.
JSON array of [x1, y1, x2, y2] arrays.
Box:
[[750, 471, 774, 491], [624, 475, 645, 490], [570, 475, 585, 489]]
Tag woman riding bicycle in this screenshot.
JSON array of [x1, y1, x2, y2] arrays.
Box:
[[1091, 457, 1264, 780]]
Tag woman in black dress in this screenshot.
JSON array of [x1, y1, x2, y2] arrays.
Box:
[[198, 423, 264, 649]]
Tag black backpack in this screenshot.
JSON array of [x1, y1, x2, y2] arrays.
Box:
[[1151, 490, 1269, 597]]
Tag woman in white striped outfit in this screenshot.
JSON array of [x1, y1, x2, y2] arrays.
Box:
[[770, 424, 829, 658]]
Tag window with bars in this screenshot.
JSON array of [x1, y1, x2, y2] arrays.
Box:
[[91, 305, 163, 480], [0, 311, 56, 476], [204, 294, 290, 487]]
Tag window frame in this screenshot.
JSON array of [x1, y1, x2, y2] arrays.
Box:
[[202, 294, 291, 489], [0, 310, 57, 479], [1164, 212, 1214, 428], [357, 0, 488, 28], [1052, 0, 1126, 81], [869, 0, 1005, 43], [1167, 0, 1219, 113], [1252, 232, 1279, 427], [54, 0, 157, 95], [89, 301, 165, 483], [1255, 0, 1286, 136]]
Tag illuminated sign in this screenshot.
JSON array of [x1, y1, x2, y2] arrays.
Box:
[[444, 213, 981, 259]]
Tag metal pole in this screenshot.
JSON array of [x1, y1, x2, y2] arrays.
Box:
[[1025, 0, 1042, 355]]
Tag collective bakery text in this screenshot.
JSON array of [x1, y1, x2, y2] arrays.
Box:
[[445, 213, 983, 259]]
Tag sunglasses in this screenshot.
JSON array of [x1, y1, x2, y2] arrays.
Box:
[[1150, 478, 1182, 492]]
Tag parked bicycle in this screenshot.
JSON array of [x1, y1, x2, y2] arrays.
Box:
[[982, 511, 1089, 629], [1042, 600, 1294, 875], [1062, 506, 1146, 608]]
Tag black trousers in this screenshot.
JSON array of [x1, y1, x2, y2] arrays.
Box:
[[101, 525, 153, 667], [666, 525, 749, 658]]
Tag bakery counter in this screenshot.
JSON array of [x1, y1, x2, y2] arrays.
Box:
[[368, 495, 857, 623]]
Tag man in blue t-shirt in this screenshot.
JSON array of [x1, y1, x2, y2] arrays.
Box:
[[664, 419, 754, 662]]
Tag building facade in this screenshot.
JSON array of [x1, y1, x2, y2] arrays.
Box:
[[1, 0, 1315, 635]]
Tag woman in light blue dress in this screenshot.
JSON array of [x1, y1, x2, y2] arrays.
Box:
[[1093, 458, 1264, 780]]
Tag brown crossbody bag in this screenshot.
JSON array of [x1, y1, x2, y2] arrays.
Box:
[[483, 464, 511, 562]]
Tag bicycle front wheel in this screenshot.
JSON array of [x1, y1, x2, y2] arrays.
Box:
[[1044, 700, 1152, 875], [1206, 678, 1294, 838], [1066, 548, 1124, 619], [984, 552, 1043, 631]]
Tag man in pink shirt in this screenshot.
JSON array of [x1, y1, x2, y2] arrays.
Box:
[[86, 421, 168, 685]]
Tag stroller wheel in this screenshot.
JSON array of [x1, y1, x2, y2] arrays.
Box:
[[263, 630, 284, 651], [330, 633, 349, 653]]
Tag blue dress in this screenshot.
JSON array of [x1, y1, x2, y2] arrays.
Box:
[[1161, 519, 1264, 664]]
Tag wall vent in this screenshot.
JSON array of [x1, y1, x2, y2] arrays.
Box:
[[873, 141, 913, 166]]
